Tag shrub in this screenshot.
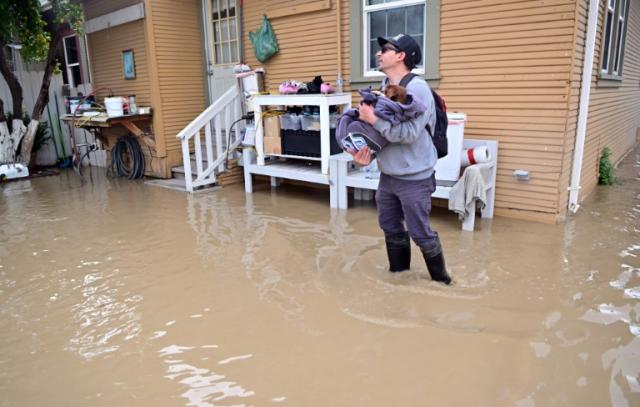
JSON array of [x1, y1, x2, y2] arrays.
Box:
[[598, 147, 616, 185]]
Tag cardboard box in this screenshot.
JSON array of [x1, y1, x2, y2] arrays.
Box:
[[264, 115, 281, 138], [263, 136, 282, 154]]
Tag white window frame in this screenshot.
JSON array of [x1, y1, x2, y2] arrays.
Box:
[[612, 0, 627, 75], [362, 0, 426, 78], [62, 34, 82, 87], [599, 0, 629, 81]]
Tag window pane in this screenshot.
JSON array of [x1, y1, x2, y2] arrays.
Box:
[[370, 10, 386, 38], [412, 34, 424, 66], [213, 21, 220, 43], [215, 44, 222, 64], [229, 18, 237, 41], [387, 8, 404, 37], [230, 41, 238, 63], [219, 0, 227, 18], [602, 12, 613, 71], [367, 0, 385, 5], [613, 21, 624, 72], [211, 0, 219, 19], [228, 0, 236, 17], [221, 20, 229, 42], [64, 37, 78, 64], [222, 43, 230, 63], [70, 65, 82, 87], [406, 5, 424, 36], [369, 39, 378, 69]]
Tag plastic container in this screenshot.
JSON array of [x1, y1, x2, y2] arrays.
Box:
[[279, 113, 302, 130], [433, 112, 466, 182], [281, 129, 341, 157], [105, 97, 124, 117], [128, 95, 138, 114], [300, 114, 338, 132]]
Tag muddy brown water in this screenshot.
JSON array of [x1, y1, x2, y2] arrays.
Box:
[[1, 149, 639, 406]]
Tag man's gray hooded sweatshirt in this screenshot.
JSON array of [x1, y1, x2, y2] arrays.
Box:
[[374, 77, 438, 181]]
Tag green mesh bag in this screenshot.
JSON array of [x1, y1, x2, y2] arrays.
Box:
[[249, 15, 279, 63]]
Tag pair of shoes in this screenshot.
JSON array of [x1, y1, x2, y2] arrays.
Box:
[[279, 80, 301, 94], [320, 82, 335, 94]]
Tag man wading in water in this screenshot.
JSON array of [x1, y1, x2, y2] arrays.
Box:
[[349, 33, 452, 285]]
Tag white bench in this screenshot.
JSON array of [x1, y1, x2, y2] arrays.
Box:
[[329, 139, 498, 231]]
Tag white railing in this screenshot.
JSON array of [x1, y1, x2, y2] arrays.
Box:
[[176, 84, 244, 192]]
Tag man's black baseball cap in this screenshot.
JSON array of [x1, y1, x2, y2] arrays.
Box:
[[377, 34, 422, 68]]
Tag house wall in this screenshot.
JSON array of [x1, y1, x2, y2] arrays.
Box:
[[146, 0, 206, 171], [86, 20, 152, 109], [242, 0, 351, 94], [577, 0, 640, 200], [438, 0, 580, 223], [82, 0, 206, 177]]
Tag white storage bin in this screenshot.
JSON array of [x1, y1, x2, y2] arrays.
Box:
[[301, 114, 338, 132], [279, 113, 302, 130], [434, 112, 466, 182]]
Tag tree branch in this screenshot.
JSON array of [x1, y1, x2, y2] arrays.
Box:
[[0, 39, 24, 117], [31, 27, 63, 121]]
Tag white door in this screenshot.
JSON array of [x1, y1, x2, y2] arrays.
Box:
[[205, 0, 241, 102]]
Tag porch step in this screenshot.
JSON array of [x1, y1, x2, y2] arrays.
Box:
[[171, 165, 195, 181], [145, 177, 220, 193]]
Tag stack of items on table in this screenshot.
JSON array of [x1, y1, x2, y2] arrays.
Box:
[[259, 76, 342, 158]]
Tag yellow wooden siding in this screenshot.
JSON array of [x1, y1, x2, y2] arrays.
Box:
[[148, 0, 206, 155], [82, 0, 142, 20], [440, 0, 577, 218], [242, 0, 350, 93], [579, 0, 640, 200], [87, 20, 152, 112]]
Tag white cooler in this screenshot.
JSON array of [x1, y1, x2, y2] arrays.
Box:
[[434, 112, 466, 182]]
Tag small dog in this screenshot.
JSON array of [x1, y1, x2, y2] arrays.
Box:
[[369, 84, 409, 105], [383, 84, 409, 104]]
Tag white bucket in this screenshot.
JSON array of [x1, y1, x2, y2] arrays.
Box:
[[105, 97, 124, 117], [434, 112, 467, 182]]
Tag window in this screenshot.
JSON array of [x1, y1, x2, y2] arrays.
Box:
[[62, 34, 83, 87], [600, 0, 630, 80], [211, 0, 240, 65], [350, 0, 440, 86], [363, 0, 425, 75]]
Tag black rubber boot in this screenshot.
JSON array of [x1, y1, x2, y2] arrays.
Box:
[[385, 232, 411, 272], [420, 239, 452, 285]]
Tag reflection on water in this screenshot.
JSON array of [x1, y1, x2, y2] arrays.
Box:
[[1, 148, 639, 406]]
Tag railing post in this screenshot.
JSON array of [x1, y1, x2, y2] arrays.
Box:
[[181, 137, 194, 192]]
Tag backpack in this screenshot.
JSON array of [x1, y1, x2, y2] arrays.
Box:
[[388, 73, 449, 159]]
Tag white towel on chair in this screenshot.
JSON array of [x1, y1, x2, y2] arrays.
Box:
[[448, 163, 494, 221]]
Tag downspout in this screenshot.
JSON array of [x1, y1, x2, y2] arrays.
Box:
[[568, 0, 600, 213], [336, 0, 343, 92]]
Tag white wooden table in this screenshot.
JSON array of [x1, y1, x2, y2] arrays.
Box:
[[244, 93, 351, 204]]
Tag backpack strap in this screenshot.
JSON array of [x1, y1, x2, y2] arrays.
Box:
[[399, 73, 418, 88]]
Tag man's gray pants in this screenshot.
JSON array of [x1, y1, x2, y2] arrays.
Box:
[[376, 173, 440, 255]]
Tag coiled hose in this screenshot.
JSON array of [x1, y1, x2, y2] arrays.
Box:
[[111, 135, 145, 179]]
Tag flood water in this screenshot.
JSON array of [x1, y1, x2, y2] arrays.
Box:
[[1, 148, 639, 407]]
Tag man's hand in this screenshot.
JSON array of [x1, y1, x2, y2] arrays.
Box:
[[348, 146, 373, 166], [358, 102, 377, 125]]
